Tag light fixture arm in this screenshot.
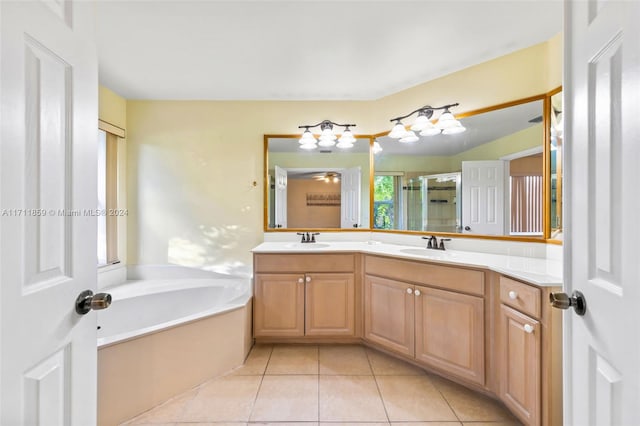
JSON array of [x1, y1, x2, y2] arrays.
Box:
[[298, 120, 357, 131], [389, 103, 459, 123]]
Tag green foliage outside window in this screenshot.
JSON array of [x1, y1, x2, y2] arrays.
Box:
[[374, 176, 395, 229]]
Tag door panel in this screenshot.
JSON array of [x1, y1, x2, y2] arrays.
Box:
[[415, 286, 485, 385], [340, 167, 361, 228], [363, 275, 414, 356], [253, 274, 304, 337], [500, 305, 541, 426], [24, 34, 73, 289], [305, 273, 355, 336], [565, 1, 640, 424], [1, 1, 98, 424], [462, 160, 508, 235], [274, 165, 287, 228]]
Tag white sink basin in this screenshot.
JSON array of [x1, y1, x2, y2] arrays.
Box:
[[284, 243, 331, 250], [398, 248, 455, 258]]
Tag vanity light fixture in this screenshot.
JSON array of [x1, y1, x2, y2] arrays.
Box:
[[373, 140, 383, 155], [298, 120, 357, 150], [389, 103, 465, 141]]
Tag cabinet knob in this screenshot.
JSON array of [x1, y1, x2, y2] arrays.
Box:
[[414, 289, 421, 296], [298, 278, 304, 284], [523, 324, 534, 334], [305, 276, 311, 283], [406, 288, 413, 294], [508, 290, 518, 300]]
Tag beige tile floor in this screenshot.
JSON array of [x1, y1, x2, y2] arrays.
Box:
[[123, 344, 522, 426]]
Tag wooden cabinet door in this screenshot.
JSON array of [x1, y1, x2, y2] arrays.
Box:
[[415, 286, 485, 385], [253, 273, 304, 337], [305, 273, 355, 336], [500, 304, 541, 426], [363, 275, 414, 356]]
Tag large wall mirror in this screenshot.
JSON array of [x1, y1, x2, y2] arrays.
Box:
[[263, 90, 562, 243], [264, 136, 371, 230], [373, 96, 547, 238], [549, 88, 563, 240]]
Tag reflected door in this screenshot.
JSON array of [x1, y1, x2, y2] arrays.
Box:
[[274, 166, 287, 228], [461, 161, 509, 235], [565, 1, 640, 424], [340, 167, 361, 228]]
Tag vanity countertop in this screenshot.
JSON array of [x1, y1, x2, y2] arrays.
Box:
[[251, 241, 562, 287]]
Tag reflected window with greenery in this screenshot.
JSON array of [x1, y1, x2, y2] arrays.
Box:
[[374, 175, 400, 229]]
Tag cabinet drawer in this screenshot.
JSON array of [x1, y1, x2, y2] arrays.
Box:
[[254, 253, 355, 273], [364, 255, 484, 296], [500, 276, 541, 319]]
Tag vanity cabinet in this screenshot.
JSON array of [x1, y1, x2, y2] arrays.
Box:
[[496, 275, 561, 426], [363, 255, 485, 386], [252, 249, 562, 426], [253, 254, 356, 338], [253, 273, 304, 337], [499, 303, 541, 426], [363, 275, 415, 356], [415, 286, 485, 385]]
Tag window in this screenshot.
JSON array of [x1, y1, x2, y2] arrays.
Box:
[[373, 174, 402, 229], [97, 127, 120, 265], [510, 175, 543, 235]]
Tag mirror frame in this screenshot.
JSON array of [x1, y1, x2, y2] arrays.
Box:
[[263, 88, 563, 244], [263, 134, 375, 233]]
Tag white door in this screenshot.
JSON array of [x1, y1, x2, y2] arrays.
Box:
[[274, 165, 287, 228], [461, 160, 509, 235], [1, 2, 99, 424], [341, 167, 361, 228], [564, 0, 640, 424]]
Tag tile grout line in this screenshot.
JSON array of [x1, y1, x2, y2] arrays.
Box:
[[429, 374, 463, 425], [364, 348, 392, 425], [317, 345, 320, 423], [246, 344, 275, 423]]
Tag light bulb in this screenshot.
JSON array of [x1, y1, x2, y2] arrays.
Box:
[[436, 110, 461, 129], [420, 126, 441, 136], [441, 122, 466, 134], [299, 129, 316, 144], [373, 141, 383, 154], [333, 176, 339, 183], [336, 141, 354, 149], [410, 112, 431, 131], [321, 127, 334, 138], [399, 130, 419, 143], [389, 122, 407, 139], [300, 141, 317, 150], [338, 129, 355, 144], [318, 138, 336, 147]]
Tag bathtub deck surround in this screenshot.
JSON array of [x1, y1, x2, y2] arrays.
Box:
[[97, 267, 253, 425], [251, 241, 562, 426], [123, 344, 522, 425]]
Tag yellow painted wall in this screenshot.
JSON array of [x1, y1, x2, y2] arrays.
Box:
[[99, 85, 127, 129], [123, 36, 561, 274], [449, 124, 543, 170]]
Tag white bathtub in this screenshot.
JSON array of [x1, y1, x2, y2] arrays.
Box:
[[97, 276, 251, 347], [97, 265, 253, 426]]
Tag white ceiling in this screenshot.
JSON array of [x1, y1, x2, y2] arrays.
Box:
[[94, 0, 562, 100]]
